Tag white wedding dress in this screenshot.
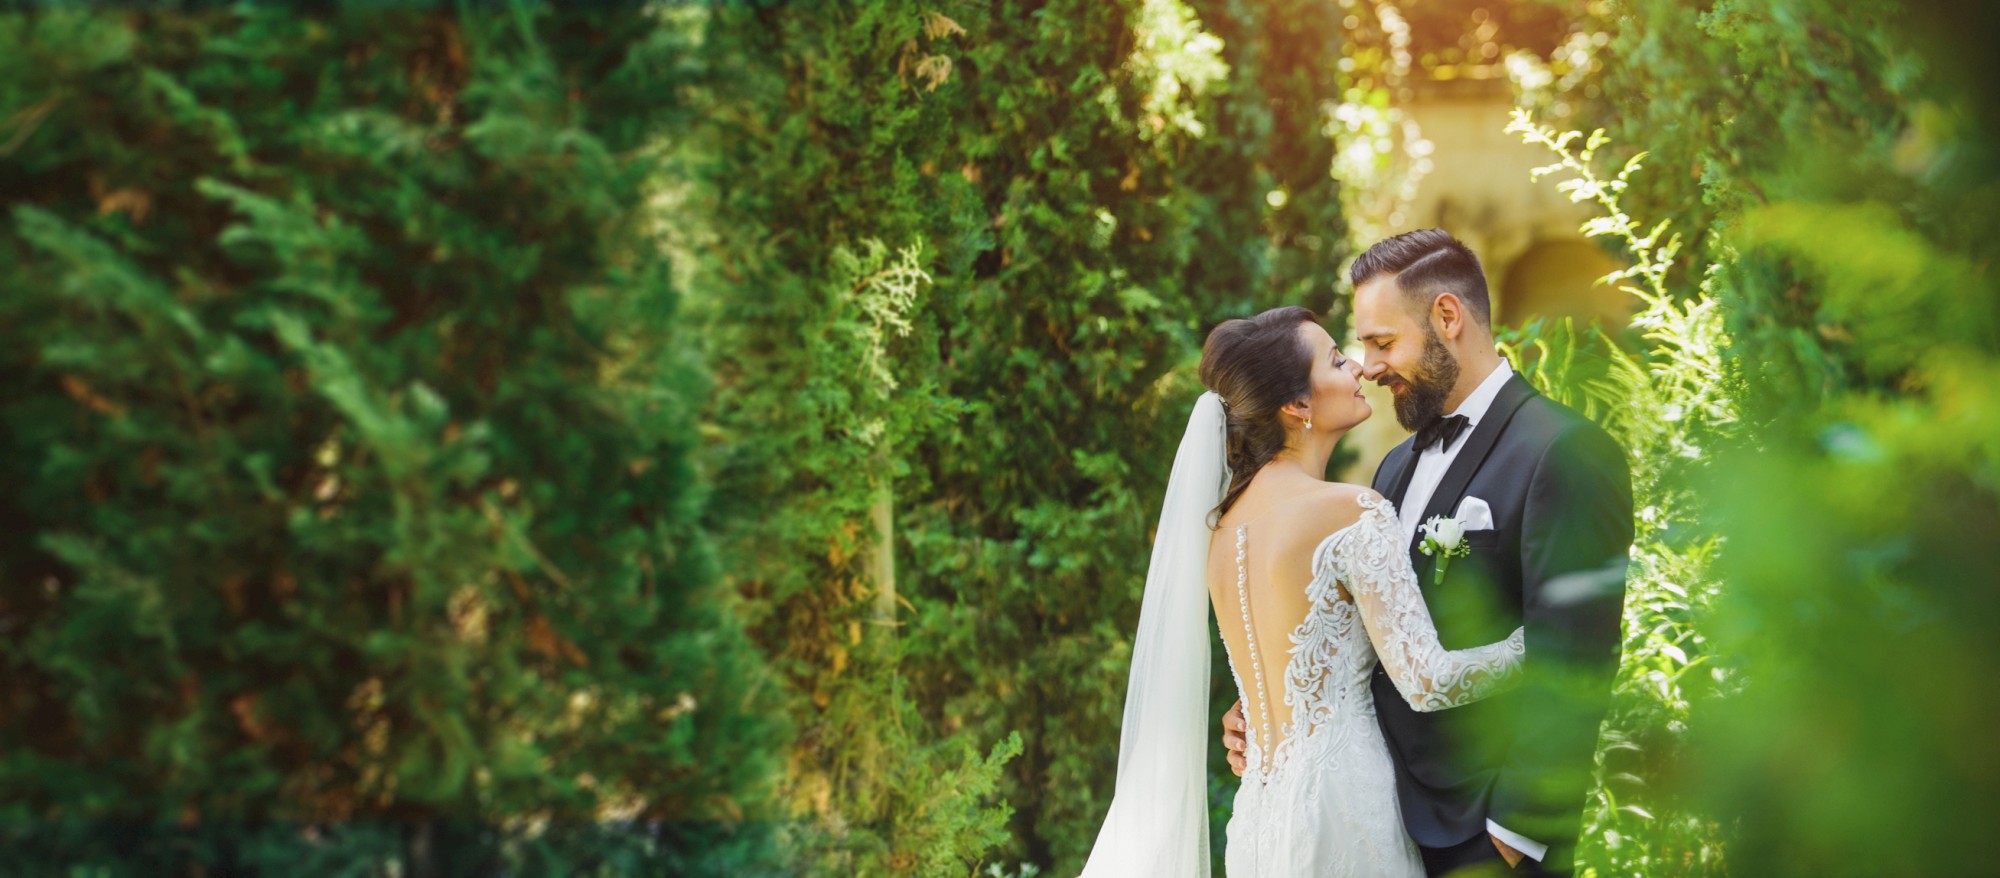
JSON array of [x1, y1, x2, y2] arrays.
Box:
[[1077, 395, 1523, 878], [1218, 492, 1524, 878]]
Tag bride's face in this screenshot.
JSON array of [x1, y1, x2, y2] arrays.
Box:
[[1296, 323, 1371, 433]]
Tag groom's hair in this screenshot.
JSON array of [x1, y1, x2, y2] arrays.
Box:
[[1349, 229, 1492, 327]]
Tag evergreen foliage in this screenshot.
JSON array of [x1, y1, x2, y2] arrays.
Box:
[[1665, 4, 2000, 873], [687, 0, 1349, 870], [0, 6, 780, 873], [1500, 114, 1738, 877], [1513, 0, 2000, 872], [10, 1, 1993, 874]]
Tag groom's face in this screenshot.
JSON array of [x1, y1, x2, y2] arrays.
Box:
[[1353, 275, 1461, 432]]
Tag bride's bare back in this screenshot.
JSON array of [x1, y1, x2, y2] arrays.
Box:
[[1201, 466, 1527, 876], [1207, 469, 1370, 759]]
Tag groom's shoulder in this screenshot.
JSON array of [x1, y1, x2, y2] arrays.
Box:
[[1510, 386, 1611, 448], [1510, 391, 1626, 474]]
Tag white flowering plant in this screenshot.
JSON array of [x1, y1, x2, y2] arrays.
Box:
[[1418, 515, 1473, 586]]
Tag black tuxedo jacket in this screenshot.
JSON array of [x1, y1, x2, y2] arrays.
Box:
[[1368, 372, 1632, 876]]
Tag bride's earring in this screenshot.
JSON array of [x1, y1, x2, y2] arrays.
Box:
[[1304, 417, 1314, 431]]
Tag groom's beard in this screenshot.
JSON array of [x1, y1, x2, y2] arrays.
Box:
[[1392, 324, 1460, 433]]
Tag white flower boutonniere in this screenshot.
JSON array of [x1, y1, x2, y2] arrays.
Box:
[[1419, 514, 1473, 586]]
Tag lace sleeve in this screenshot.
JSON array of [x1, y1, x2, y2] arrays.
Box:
[[1325, 494, 1525, 713]]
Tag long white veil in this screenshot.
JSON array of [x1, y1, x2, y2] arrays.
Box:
[[1079, 391, 1229, 877]]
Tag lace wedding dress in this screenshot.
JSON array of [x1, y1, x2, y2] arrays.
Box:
[[1077, 395, 1522, 878], [1219, 492, 1524, 878]]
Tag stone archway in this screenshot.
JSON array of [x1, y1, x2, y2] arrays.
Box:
[[1498, 238, 1630, 331]]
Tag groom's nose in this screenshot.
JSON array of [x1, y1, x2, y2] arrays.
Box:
[[1360, 356, 1388, 382]]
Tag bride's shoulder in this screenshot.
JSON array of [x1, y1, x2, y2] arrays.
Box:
[[1295, 482, 1391, 534]]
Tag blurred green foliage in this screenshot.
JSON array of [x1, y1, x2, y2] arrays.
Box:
[[1685, 3, 2000, 873], [1511, 0, 2000, 873], [0, 5, 782, 874]]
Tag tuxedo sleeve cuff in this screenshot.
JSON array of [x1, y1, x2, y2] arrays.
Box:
[[1485, 819, 1549, 862]]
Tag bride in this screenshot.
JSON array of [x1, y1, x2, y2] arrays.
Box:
[[1079, 306, 1525, 877]]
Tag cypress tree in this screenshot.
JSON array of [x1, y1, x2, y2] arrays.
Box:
[[691, 1, 1347, 870], [0, 6, 781, 873]]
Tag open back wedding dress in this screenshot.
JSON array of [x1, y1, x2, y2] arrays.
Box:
[[1216, 492, 1523, 876], [1079, 393, 1523, 878]]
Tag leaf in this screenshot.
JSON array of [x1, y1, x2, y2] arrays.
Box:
[[915, 54, 953, 92], [1658, 642, 1689, 666], [59, 374, 127, 417], [923, 11, 966, 40]]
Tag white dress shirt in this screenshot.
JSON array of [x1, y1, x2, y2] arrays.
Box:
[[1391, 358, 1550, 863], [1397, 358, 1514, 543]]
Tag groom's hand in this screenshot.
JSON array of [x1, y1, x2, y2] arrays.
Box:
[[1221, 700, 1247, 776]]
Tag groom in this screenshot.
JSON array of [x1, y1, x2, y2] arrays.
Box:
[[1222, 230, 1632, 876]]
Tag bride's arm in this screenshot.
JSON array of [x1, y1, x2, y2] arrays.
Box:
[[1332, 494, 1525, 713]]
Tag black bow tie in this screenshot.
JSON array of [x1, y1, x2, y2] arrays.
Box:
[[1414, 414, 1471, 453]]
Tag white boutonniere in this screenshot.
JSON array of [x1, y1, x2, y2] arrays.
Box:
[[1419, 514, 1473, 586]]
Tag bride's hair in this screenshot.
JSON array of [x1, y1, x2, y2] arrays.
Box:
[[1199, 305, 1319, 524]]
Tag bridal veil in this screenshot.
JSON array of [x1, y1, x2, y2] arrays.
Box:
[[1079, 391, 1228, 877]]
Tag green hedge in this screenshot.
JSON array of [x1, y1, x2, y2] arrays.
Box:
[[688, 0, 1349, 871], [0, 6, 780, 873]]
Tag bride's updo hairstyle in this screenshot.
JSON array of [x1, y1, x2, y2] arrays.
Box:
[[1199, 305, 1319, 523]]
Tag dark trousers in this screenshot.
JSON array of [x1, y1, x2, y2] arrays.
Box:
[[1423, 833, 1564, 878]]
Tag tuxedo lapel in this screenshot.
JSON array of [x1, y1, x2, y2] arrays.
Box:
[[1407, 374, 1537, 556], [1376, 441, 1418, 506]]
